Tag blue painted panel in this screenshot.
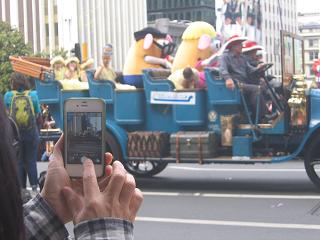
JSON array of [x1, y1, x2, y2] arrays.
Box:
[[142, 69, 174, 104], [114, 90, 145, 125], [310, 89, 320, 127], [35, 74, 61, 104], [106, 120, 128, 159], [206, 69, 241, 106], [173, 90, 207, 126], [87, 71, 115, 104]]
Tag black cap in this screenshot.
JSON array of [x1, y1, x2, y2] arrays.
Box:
[[134, 27, 167, 41]]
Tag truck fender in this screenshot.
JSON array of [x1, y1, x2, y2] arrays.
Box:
[[272, 123, 320, 163], [105, 120, 128, 160]]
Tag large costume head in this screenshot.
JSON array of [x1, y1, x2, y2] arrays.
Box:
[[171, 21, 217, 72], [123, 27, 174, 88]]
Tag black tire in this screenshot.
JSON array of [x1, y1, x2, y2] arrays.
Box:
[[105, 131, 168, 177], [304, 136, 320, 190]]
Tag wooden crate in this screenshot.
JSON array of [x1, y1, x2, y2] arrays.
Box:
[[9, 56, 52, 80]]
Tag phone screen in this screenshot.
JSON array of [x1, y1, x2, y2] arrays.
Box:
[[66, 112, 103, 164]]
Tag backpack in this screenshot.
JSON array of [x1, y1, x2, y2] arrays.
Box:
[[9, 90, 36, 130]]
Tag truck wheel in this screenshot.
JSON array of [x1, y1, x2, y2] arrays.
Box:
[[305, 136, 320, 189], [105, 131, 168, 177]]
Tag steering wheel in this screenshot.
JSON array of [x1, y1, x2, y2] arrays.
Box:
[[252, 63, 273, 74]]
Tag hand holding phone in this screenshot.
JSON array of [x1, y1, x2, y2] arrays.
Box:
[[64, 98, 106, 177]]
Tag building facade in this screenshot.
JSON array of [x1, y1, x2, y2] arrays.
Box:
[[215, 0, 298, 77], [298, 13, 320, 80], [147, 0, 216, 26], [0, 0, 147, 71]]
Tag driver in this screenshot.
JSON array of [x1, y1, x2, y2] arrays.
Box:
[[219, 35, 277, 123]]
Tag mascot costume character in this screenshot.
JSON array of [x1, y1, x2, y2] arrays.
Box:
[[123, 27, 175, 88], [171, 21, 222, 88]]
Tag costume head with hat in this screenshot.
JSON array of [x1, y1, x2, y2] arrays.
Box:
[[50, 56, 65, 80], [64, 57, 80, 80], [172, 21, 217, 72], [123, 27, 174, 88]]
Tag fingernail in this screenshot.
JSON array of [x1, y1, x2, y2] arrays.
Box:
[[81, 156, 90, 164]]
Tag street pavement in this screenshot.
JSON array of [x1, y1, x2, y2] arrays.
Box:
[[36, 161, 320, 239]]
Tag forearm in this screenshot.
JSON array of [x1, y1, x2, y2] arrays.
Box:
[[74, 218, 134, 240], [94, 67, 103, 79], [23, 194, 69, 240]]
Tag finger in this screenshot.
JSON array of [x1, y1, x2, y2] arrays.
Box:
[[105, 152, 113, 165], [61, 186, 83, 217], [98, 165, 113, 191], [119, 174, 136, 206], [129, 188, 144, 221], [103, 161, 126, 199], [82, 159, 100, 199], [50, 134, 64, 167]]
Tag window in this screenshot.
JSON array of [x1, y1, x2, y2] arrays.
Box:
[[309, 51, 319, 61], [309, 39, 319, 48]]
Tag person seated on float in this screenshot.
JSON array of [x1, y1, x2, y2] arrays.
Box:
[[64, 57, 81, 80], [241, 40, 266, 85], [220, 35, 277, 123], [168, 67, 199, 90], [94, 44, 117, 81], [50, 56, 65, 81], [80, 58, 95, 82]]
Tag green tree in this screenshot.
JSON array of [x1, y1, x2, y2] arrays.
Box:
[[0, 21, 31, 94], [33, 48, 68, 59]]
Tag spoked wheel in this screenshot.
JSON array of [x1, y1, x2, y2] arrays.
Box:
[[304, 136, 320, 190], [124, 161, 168, 178], [105, 131, 168, 177]]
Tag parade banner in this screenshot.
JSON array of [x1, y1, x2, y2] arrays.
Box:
[[150, 91, 196, 105]]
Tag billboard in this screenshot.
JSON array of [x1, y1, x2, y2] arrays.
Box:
[[216, 0, 262, 44]]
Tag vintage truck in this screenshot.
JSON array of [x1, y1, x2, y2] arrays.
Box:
[[11, 31, 320, 189]]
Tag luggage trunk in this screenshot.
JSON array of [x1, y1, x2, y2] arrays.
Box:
[[127, 131, 170, 158], [170, 132, 218, 163]]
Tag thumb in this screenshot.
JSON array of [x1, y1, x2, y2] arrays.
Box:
[[61, 187, 83, 218]]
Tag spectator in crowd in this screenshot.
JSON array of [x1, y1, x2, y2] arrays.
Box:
[[94, 44, 117, 81], [4, 73, 41, 192], [50, 56, 65, 81]]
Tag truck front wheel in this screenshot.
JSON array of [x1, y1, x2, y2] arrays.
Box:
[[305, 136, 320, 190]]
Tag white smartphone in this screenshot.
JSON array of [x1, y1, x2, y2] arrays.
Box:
[[64, 98, 106, 178]]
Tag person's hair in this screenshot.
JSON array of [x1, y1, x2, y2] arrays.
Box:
[[10, 72, 29, 90], [0, 96, 25, 240], [183, 67, 195, 81]]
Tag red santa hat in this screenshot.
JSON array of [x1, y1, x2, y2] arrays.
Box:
[[242, 40, 263, 53]]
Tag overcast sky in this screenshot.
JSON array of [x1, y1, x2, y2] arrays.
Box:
[[296, 0, 320, 13]]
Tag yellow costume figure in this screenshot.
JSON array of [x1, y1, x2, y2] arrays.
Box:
[[123, 27, 175, 88], [50, 56, 65, 81], [171, 21, 217, 73]]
